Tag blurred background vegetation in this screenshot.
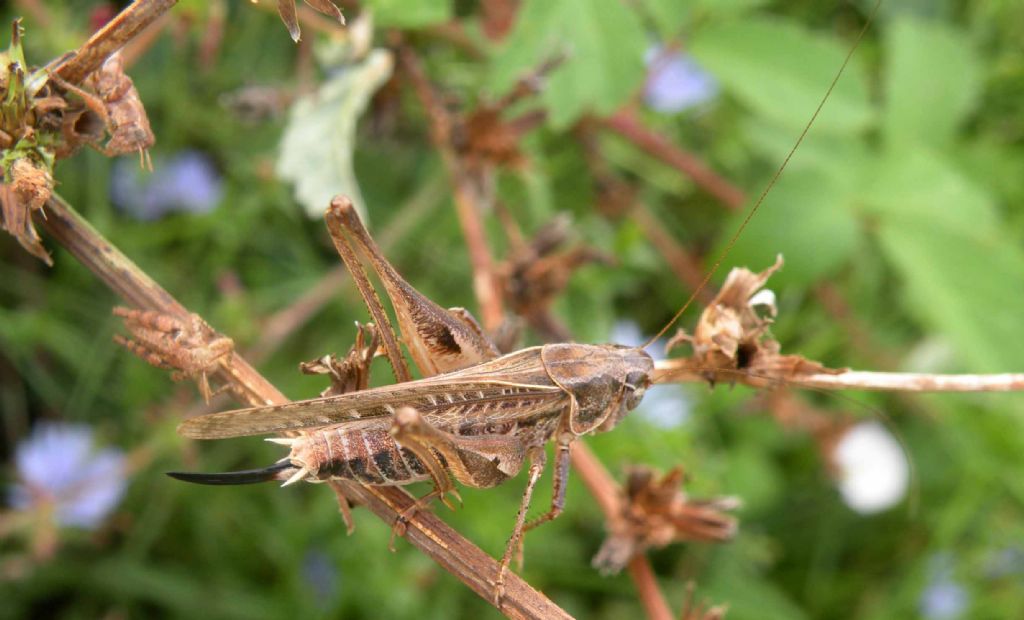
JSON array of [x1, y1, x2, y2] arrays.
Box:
[[2, 0, 1024, 618]]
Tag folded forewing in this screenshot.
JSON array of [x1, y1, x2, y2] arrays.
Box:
[[178, 379, 565, 439]]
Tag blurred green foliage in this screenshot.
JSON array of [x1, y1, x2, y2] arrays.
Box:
[[2, 1, 1024, 619]]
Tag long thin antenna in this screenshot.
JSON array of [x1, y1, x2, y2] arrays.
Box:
[[643, 0, 883, 349]]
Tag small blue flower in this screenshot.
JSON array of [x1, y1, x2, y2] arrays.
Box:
[[638, 384, 691, 428], [9, 423, 127, 529], [644, 46, 718, 114], [302, 548, 340, 608], [920, 553, 969, 620], [111, 150, 223, 221]]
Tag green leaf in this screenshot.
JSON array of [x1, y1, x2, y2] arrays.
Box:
[[705, 549, 811, 620], [860, 147, 998, 235], [486, 0, 647, 128], [877, 218, 1024, 372], [715, 168, 862, 287], [276, 49, 394, 218], [743, 116, 873, 181], [883, 17, 980, 149], [639, 0, 694, 39], [861, 147, 1024, 371], [689, 17, 872, 133], [362, 0, 451, 28]]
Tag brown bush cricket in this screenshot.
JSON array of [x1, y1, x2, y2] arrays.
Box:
[[165, 1, 881, 604]]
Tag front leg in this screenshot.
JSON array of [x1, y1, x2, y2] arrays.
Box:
[[523, 433, 572, 534], [496, 446, 547, 607]]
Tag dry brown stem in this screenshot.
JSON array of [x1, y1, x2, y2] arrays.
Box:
[[653, 358, 1024, 393], [52, 0, 178, 86], [601, 110, 745, 211], [35, 194, 570, 620]]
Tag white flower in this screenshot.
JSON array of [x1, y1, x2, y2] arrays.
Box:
[[832, 421, 909, 514], [9, 423, 128, 529]]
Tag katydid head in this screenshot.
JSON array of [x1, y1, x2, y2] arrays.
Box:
[[541, 343, 654, 436]]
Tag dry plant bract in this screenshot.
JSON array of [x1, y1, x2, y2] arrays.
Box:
[[270, 0, 345, 42]]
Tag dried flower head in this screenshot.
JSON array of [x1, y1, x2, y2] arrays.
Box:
[[497, 214, 612, 341], [300, 322, 380, 397], [666, 255, 840, 385], [593, 465, 740, 574], [9, 423, 127, 529]]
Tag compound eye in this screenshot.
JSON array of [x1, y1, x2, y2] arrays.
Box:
[[624, 373, 648, 410], [625, 370, 648, 390]]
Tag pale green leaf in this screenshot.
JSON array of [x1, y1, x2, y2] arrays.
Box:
[[877, 216, 1024, 372], [883, 17, 981, 149], [276, 49, 394, 218], [862, 149, 1024, 371], [715, 168, 862, 287], [858, 147, 1024, 370], [860, 147, 999, 237], [640, 0, 695, 39], [689, 17, 872, 133]]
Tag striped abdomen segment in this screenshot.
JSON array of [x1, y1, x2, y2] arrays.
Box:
[[291, 427, 432, 486]]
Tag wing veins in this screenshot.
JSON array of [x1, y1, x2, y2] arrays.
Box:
[[178, 380, 563, 439]]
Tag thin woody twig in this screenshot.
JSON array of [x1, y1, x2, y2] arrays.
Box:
[[628, 557, 675, 620], [653, 358, 1024, 392], [35, 194, 571, 620], [397, 45, 505, 331], [576, 124, 712, 304], [52, 0, 178, 85], [601, 110, 745, 211], [631, 203, 710, 301]]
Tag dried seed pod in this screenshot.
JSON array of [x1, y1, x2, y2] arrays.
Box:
[[300, 322, 381, 397]]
